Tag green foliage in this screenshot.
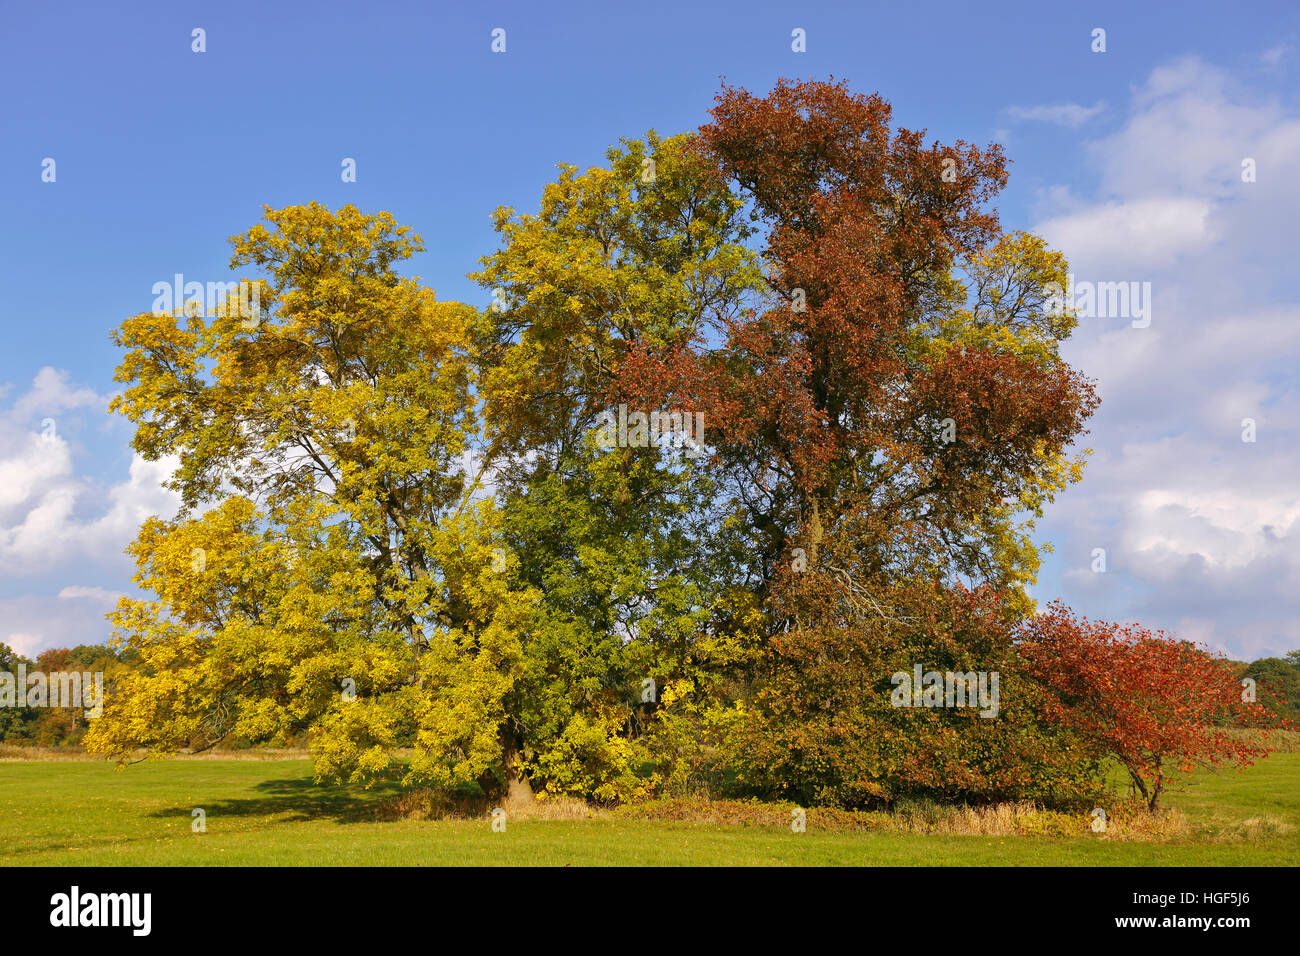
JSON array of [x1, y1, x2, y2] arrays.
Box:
[[0, 643, 38, 743], [0, 643, 130, 747], [1243, 656, 1300, 723]]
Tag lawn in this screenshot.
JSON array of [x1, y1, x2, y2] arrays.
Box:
[[1, 755, 1296, 866]]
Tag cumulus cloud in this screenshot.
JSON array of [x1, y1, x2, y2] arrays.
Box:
[[1031, 55, 1300, 660], [0, 370, 179, 577], [0, 593, 124, 656], [0, 370, 179, 653], [1035, 197, 1216, 272]]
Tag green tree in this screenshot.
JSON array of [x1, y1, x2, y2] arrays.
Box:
[[470, 132, 765, 798], [0, 643, 37, 743], [1243, 656, 1300, 723]]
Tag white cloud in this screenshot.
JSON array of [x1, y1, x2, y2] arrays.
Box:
[[1007, 101, 1106, 127], [0, 369, 179, 577], [1035, 197, 1215, 272], [11, 366, 103, 422], [0, 433, 73, 514], [0, 593, 122, 655], [1032, 54, 1300, 660], [58, 585, 126, 604], [4, 633, 43, 657], [80, 453, 181, 560], [1097, 65, 1277, 200], [1126, 488, 1300, 572], [0, 370, 177, 656]]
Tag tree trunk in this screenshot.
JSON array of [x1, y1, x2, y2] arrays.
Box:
[[502, 730, 535, 806], [803, 496, 824, 566], [1148, 756, 1163, 811], [1127, 765, 1149, 804], [479, 724, 534, 806]]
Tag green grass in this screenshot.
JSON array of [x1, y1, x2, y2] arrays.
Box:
[[2, 755, 1297, 865]]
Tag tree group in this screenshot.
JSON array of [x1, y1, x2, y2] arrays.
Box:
[[84, 79, 1285, 810]]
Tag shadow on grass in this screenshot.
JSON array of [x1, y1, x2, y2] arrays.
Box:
[[148, 775, 408, 824]]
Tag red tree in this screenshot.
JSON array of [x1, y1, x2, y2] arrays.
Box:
[[618, 78, 1098, 596], [1020, 602, 1283, 809], [615, 79, 1103, 805]]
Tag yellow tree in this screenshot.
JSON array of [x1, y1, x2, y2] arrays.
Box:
[[86, 204, 540, 796]]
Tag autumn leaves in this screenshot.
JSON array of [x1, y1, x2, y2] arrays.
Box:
[[85, 79, 1281, 809]]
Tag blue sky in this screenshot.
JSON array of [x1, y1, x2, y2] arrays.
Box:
[[1, 0, 1298, 660]]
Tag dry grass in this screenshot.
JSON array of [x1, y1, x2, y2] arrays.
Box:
[[0, 744, 103, 761], [151, 748, 313, 761], [374, 789, 1200, 840], [1222, 727, 1300, 753], [0, 744, 311, 762], [616, 797, 1192, 841], [374, 788, 603, 822], [1208, 814, 1295, 842]]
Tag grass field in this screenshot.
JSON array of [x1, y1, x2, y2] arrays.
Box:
[[1, 754, 1297, 866]]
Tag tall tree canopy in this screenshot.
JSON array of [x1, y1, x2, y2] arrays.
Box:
[[620, 79, 1097, 611]]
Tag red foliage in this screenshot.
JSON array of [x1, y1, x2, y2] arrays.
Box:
[[616, 78, 1098, 576], [1020, 602, 1284, 808]]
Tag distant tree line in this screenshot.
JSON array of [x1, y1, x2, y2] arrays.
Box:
[[0, 642, 128, 747]]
